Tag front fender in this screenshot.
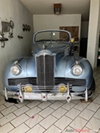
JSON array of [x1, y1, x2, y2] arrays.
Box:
[[4, 57, 36, 91], [55, 56, 93, 89]]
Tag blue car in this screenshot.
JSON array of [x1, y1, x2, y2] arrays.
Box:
[[4, 29, 95, 103]]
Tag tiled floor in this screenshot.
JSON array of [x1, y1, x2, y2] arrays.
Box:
[[0, 68, 100, 133]]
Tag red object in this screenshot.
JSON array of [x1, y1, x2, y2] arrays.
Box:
[[31, 116, 34, 119], [19, 96, 22, 99], [43, 96, 45, 98], [67, 96, 70, 100]]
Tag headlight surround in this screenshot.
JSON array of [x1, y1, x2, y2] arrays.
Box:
[[10, 65, 21, 75], [72, 64, 83, 76]]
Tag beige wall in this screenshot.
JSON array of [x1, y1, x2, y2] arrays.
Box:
[[33, 14, 81, 39], [0, 0, 33, 92]]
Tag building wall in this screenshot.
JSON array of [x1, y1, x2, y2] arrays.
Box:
[[33, 14, 81, 39], [0, 0, 33, 92]]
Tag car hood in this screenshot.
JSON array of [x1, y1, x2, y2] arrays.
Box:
[[32, 42, 72, 54]]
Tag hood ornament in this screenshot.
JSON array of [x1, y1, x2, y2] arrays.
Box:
[[43, 44, 47, 50], [75, 60, 79, 64]]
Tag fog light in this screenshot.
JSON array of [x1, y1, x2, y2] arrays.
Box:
[[58, 84, 68, 93], [24, 85, 32, 92]]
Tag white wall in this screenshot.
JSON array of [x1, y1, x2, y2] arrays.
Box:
[[87, 0, 100, 68], [0, 0, 33, 92], [33, 14, 81, 39], [81, 21, 89, 38]]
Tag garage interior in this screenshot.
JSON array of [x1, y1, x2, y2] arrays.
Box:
[[0, 0, 100, 133]]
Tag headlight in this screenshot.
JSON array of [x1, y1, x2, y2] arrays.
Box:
[[72, 64, 83, 76], [10, 65, 21, 75]]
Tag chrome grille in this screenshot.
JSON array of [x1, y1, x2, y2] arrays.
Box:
[[36, 54, 54, 91], [55, 78, 86, 86]]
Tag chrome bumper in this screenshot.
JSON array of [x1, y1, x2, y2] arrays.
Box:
[[4, 84, 89, 103]]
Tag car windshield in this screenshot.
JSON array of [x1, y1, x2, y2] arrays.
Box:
[[34, 30, 71, 42]]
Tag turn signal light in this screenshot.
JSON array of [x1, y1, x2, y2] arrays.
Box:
[[23, 85, 32, 92], [58, 85, 68, 93]]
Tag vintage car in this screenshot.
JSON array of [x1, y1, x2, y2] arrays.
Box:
[[4, 29, 95, 103]]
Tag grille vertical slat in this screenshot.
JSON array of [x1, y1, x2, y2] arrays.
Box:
[[45, 55, 54, 86], [36, 54, 54, 91], [36, 56, 44, 86]]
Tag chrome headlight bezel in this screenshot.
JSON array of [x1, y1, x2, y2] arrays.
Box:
[[72, 64, 83, 76], [10, 64, 21, 75]]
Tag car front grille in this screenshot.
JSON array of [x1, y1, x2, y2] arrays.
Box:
[[55, 78, 86, 86], [36, 54, 54, 90], [8, 78, 36, 86], [8, 77, 86, 86]]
